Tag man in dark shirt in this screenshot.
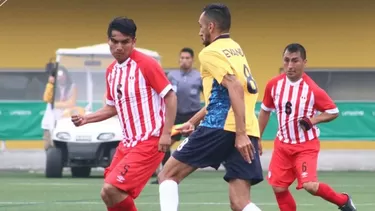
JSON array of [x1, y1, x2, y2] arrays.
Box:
[[151, 47, 202, 184]]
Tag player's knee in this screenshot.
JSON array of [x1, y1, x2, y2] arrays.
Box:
[[157, 161, 180, 183], [230, 198, 248, 211], [157, 169, 179, 184], [228, 179, 251, 211], [302, 182, 319, 194], [272, 186, 288, 193], [101, 183, 120, 199]]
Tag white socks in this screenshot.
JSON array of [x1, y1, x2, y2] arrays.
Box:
[[243, 202, 262, 211], [159, 180, 260, 211], [159, 180, 179, 211]]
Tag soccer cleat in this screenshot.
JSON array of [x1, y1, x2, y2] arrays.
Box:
[[339, 193, 356, 211]]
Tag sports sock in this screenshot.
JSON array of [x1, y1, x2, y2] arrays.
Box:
[[107, 196, 137, 211], [242, 202, 262, 211], [314, 183, 348, 206], [275, 190, 297, 211], [159, 180, 179, 211]]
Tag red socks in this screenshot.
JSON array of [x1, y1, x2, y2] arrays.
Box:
[[274, 183, 348, 210], [107, 196, 137, 211], [315, 183, 348, 206], [275, 190, 297, 211]]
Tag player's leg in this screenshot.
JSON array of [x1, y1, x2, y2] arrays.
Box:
[[223, 136, 263, 211], [101, 146, 128, 210], [103, 145, 123, 180], [150, 113, 188, 184], [158, 127, 231, 211], [268, 140, 297, 211], [101, 139, 164, 211], [295, 140, 356, 211], [150, 135, 179, 184], [158, 156, 197, 211]]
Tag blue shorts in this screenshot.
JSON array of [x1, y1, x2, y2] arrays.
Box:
[[173, 126, 263, 185]]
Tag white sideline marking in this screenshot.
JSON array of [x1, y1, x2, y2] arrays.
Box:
[[0, 201, 374, 207], [8, 183, 91, 186], [6, 182, 373, 188]]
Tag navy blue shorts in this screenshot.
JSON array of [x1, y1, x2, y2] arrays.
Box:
[[173, 126, 264, 185]]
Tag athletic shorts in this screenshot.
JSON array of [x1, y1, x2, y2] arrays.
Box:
[[104, 138, 164, 198], [173, 126, 263, 185], [267, 138, 320, 189]]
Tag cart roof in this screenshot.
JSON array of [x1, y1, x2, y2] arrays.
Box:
[[56, 43, 160, 59]]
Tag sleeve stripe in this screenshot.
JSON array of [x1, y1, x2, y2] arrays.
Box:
[[106, 99, 115, 106], [261, 103, 274, 112], [325, 108, 339, 114], [160, 84, 173, 98]]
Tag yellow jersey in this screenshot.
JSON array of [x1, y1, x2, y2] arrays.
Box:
[[199, 35, 260, 137]]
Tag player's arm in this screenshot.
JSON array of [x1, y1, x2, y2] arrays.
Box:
[[259, 81, 276, 137], [300, 88, 339, 130], [310, 88, 339, 124], [221, 75, 247, 135], [200, 50, 246, 135], [188, 106, 207, 127], [163, 91, 177, 136], [84, 105, 117, 123]]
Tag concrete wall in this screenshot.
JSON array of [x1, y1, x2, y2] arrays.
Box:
[[1, 0, 374, 99]]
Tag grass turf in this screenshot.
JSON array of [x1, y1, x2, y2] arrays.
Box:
[[0, 170, 373, 211]]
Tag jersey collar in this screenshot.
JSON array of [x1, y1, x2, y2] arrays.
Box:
[[212, 33, 230, 42], [115, 49, 136, 68]]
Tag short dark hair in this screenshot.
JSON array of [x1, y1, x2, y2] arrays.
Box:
[[203, 3, 231, 32], [107, 17, 137, 38], [283, 43, 307, 60], [180, 47, 194, 58]]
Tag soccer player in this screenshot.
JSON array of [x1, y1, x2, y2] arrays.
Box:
[[258, 43, 356, 211], [158, 3, 263, 211], [71, 17, 177, 211]]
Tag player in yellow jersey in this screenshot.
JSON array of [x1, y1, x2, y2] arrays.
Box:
[[158, 3, 263, 211]]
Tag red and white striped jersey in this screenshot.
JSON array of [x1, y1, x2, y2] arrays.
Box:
[[261, 73, 339, 144], [106, 49, 172, 148]]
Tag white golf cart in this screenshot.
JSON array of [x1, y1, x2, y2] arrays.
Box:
[[45, 43, 161, 178]]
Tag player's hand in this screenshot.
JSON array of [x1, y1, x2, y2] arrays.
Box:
[[299, 117, 313, 131], [48, 76, 55, 84], [71, 114, 87, 127], [235, 134, 255, 163], [158, 133, 172, 152], [258, 139, 263, 156], [175, 121, 195, 136]]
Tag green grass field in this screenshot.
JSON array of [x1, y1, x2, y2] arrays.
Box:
[[0, 171, 373, 211]]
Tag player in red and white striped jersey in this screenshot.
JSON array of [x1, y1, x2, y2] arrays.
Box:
[[71, 17, 177, 211], [258, 43, 356, 211]]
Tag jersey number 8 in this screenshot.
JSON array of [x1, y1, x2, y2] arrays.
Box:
[[243, 64, 258, 94]]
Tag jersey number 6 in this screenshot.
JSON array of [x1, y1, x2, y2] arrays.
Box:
[[243, 64, 258, 94], [285, 101, 292, 115]]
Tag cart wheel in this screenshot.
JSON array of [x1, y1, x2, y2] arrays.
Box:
[[45, 147, 63, 178]]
